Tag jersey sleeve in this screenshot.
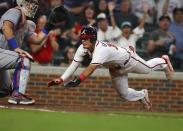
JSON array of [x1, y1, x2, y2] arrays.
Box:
[[73, 44, 85, 62], [0, 9, 21, 30], [61, 60, 81, 81]]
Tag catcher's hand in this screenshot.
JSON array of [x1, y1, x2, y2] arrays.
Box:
[[24, 51, 34, 62], [45, 4, 70, 32], [47, 78, 63, 87], [15, 48, 34, 62], [64, 77, 81, 88]]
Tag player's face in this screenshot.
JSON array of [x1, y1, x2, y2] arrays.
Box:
[[81, 38, 93, 51]]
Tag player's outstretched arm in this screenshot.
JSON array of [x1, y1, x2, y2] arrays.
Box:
[[64, 64, 98, 88], [47, 60, 81, 87]]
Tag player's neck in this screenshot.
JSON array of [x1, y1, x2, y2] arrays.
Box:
[[88, 44, 95, 52]]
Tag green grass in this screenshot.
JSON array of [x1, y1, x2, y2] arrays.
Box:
[[0, 108, 183, 131]]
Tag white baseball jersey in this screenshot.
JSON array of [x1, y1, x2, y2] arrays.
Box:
[[62, 40, 167, 80], [74, 41, 134, 69], [61, 41, 136, 81]]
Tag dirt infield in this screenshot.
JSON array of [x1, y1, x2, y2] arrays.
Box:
[[0, 96, 114, 113]]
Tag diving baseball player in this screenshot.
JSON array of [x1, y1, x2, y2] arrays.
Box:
[[0, 0, 70, 104], [48, 26, 174, 111]]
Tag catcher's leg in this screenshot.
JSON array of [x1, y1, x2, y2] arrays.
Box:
[[0, 49, 19, 98], [8, 57, 35, 105], [0, 70, 12, 98]]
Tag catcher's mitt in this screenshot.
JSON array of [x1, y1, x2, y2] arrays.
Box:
[[45, 4, 70, 31]]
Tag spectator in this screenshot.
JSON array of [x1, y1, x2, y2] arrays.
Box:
[[97, 2, 121, 43], [58, 27, 81, 54], [35, 0, 49, 19], [169, 8, 183, 70], [114, 0, 139, 29], [95, 0, 109, 17], [29, 15, 59, 65], [49, 0, 63, 8], [64, 0, 93, 21], [157, 0, 183, 22], [78, 4, 97, 27], [0, 0, 13, 18], [130, 0, 157, 24], [116, 3, 148, 51], [147, 15, 176, 59], [110, 0, 123, 13], [60, 46, 77, 66]]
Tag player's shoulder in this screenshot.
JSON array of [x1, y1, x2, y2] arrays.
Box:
[[1, 8, 21, 19], [94, 41, 109, 52], [0, 8, 21, 23], [96, 41, 111, 49], [6, 7, 21, 15]]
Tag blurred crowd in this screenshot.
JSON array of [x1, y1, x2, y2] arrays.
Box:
[[1, 0, 183, 71]]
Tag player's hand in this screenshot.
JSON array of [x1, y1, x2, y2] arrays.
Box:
[[47, 78, 63, 87], [24, 51, 34, 62], [64, 77, 81, 88], [14, 48, 26, 55], [15, 48, 34, 62]]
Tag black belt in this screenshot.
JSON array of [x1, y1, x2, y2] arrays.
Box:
[[124, 50, 131, 66]]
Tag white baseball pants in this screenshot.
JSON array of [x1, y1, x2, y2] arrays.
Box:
[[110, 53, 167, 101]]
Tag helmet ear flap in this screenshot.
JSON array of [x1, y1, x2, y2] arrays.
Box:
[[90, 37, 97, 43]]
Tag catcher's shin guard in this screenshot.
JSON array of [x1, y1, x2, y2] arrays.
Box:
[[13, 57, 30, 94]]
